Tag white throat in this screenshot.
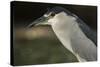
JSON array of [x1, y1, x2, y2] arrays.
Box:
[[50, 12, 77, 53]]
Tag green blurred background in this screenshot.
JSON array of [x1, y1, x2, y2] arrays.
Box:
[[11, 1, 97, 66], [13, 26, 78, 66]]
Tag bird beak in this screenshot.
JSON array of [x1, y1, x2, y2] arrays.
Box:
[[27, 16, 48, 28]]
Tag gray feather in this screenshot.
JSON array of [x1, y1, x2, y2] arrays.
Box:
[[73, 14, 97, 46]]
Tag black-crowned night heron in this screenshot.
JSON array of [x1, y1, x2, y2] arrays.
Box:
[[27, 6, 97, 62]]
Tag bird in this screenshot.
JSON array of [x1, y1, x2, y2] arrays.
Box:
[[27, 6, 97, 62]]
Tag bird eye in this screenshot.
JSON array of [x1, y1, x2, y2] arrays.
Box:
[[50, 12, 55, 17]]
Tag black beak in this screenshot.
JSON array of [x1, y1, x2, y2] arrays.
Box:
[[27, 16, 47, 28]]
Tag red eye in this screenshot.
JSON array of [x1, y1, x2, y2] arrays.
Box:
[[51, 12, 55, 17]]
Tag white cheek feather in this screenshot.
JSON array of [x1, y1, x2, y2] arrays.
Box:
[[50, 12, 76, 29], [48, 12, 67, 25]]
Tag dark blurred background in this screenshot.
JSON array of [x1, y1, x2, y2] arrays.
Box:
[[11, 1, 97, 66]]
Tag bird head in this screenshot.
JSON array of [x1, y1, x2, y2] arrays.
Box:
[[27, 6, 76, 28]]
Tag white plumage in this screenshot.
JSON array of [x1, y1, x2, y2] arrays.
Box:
[[49, 12, 97, 61]]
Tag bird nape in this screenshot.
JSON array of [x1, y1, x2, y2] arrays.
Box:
[[27, 6, 97, 62]]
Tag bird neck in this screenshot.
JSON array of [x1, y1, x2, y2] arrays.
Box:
[[51, 21, 88, 62], [51, 21, 76, 53], [51, 16, 86, 54]]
